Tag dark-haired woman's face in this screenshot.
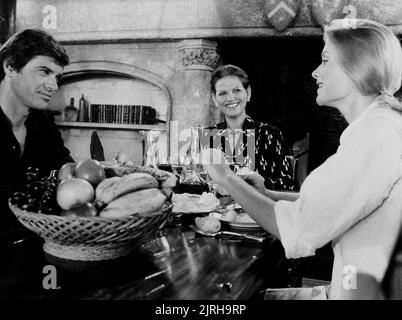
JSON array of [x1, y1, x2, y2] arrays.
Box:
[[213, 76, 250, 119]]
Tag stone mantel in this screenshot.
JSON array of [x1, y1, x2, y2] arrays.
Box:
[[9, 0, 402, 42]]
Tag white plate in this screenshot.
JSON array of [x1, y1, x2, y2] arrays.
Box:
[[223, 220, 262, 229], [172, 192, 220, 214], [209, 211, 262, 230]]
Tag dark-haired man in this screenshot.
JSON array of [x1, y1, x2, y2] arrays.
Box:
[[0, 29, 74, 232]]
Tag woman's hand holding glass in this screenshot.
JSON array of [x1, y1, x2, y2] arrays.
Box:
[[239, 172, 266, 195], [198, 148, 232, 187]]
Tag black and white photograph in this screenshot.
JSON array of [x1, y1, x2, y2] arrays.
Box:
[[1, 0, 402, 308]]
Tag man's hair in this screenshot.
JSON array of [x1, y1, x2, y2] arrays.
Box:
[[210, 64, 250, 94], [0, 28, 69, 81]]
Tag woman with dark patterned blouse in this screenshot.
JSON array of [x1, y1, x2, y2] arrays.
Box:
[[205, 64, 295, 191]]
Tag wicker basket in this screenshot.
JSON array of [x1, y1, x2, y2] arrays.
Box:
[[9, 200, 171, 261]]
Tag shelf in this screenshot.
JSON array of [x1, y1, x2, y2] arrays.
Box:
[[56, 121, 165, 131]]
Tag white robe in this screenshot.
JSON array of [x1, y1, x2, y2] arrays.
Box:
[[275, 101, 402, 299]]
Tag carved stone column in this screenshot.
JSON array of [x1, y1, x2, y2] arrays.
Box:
[[169, 39, 221, 162], [179, 40, 220, 72], [175, 39, 221, 128]]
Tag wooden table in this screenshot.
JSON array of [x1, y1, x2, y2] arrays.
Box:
[[0, 220, 290, 300]]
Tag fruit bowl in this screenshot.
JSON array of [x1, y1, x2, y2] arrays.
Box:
[[9, 200, 172, 261]]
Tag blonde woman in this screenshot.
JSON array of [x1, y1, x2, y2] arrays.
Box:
[[201, 19, 402, 299]]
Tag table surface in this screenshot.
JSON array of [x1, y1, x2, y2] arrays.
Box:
[[0, 218, 290, 300]]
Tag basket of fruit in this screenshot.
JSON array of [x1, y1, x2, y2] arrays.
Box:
[[8, 159, 177, 261]]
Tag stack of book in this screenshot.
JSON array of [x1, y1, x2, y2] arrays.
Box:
[[88, 104, 157, 124]]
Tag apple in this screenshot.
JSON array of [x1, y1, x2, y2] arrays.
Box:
[[56, 177, 95, 210], [74, 159, 106, 186], [58, 162, 77, 182], [60, 202, 98, 218]]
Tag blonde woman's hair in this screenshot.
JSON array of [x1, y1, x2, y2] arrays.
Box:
[[325, 19, 402, 110]]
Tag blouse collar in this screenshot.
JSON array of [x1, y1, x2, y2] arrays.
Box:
[[215, 115, 256, 130], [340, 101, 388, 144]]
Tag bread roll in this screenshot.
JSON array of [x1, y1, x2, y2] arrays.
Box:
[[100, 188, 166, 218]]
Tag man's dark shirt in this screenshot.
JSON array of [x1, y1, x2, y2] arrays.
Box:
[[0, 106, 73, 230], [205, 115, 295, 191]]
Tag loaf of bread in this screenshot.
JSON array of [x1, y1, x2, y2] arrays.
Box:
[[100, 188, 167, 218], [104, 164, 177, 188], [95, 173, 158, 205]]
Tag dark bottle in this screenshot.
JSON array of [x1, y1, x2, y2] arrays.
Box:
[[176, 182, 210, 195], [64, 98, 78, 122], [78, 94, 86, 122]]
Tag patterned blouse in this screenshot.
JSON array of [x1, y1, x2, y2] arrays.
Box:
[[204, 115, 295, 191]]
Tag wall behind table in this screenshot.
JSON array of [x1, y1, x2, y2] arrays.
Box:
[[14, 0, 315, 38], [45, 42, 173, 165], [59, 127, 143, 163], [14, 0, 402, 39]]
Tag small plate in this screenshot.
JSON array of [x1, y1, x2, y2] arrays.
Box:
[[222, 220, 263, 230], [209, 212, 263, 230], [172, 211, 212, 215]]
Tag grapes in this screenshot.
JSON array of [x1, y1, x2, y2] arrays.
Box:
[[25, 171, 39, 183], [41, 206, 59, 215], [11, 167, 62, 215], [40, 193, 59, 213], [40, 195, 52, 206], [10, 192, 27, 207], [21, 203, 37, 212], [26, 181, 46, 196], [25, 166, 40, 183], [14, 194, 39, 211], [42, 190, 53, 199], [26, 166, 40, 175], [46, 182, 57, 193]]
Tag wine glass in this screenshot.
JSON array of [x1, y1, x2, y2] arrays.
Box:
[[233, 157, 255, 176], [171, 164, 184, 182], [197, 166, 215, 194]]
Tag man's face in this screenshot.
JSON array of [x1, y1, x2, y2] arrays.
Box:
[[8, 55, 63, 110]]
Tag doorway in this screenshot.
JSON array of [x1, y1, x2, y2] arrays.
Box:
[[218, 37, 348, 176]]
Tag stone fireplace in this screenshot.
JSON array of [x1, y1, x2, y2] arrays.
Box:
[[3, 0, 402, 184]]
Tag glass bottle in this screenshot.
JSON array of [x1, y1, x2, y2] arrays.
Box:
[[64, 98, 78, 122], [78, 94, 86, 122]]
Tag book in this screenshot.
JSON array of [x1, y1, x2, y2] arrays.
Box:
[[87, 104, 158, 125]]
